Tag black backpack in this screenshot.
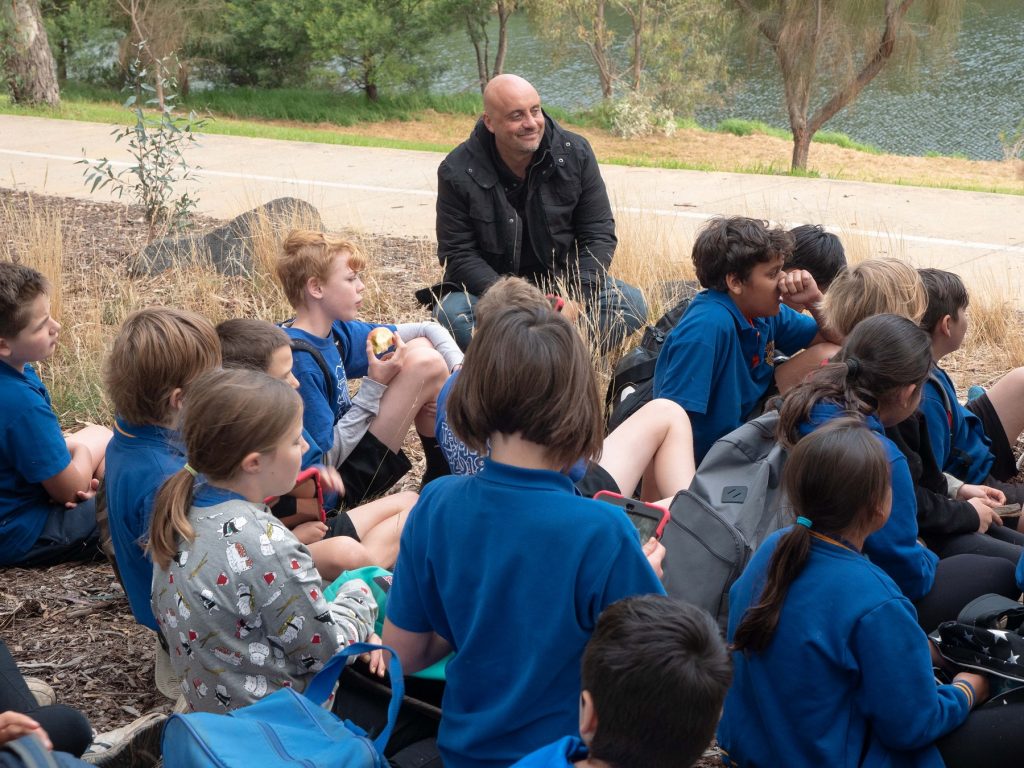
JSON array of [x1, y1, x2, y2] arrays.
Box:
[[605, 287, 695, 431]]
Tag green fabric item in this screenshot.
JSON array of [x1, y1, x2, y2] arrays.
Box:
[[325, 566, 449, 681]]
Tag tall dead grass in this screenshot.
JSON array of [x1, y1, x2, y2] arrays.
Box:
[[3, 192, 1022, 424]]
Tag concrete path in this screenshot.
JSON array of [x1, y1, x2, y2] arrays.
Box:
[[2, 114, 1022, 296]]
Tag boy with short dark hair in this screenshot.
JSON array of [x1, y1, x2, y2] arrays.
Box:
[[786, 224, 847, 293], [103, 307, 221, 631], [653, 217, 837, 462], [511, 595, 732, 768], [276, 230, 461, 503], [918, 268, 1024, 504], [0, 262, 110, 567]]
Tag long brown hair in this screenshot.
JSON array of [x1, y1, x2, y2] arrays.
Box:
[[731, 418, 891, 653], [777, 313, 932, 448], [149, 368, 302, 569]]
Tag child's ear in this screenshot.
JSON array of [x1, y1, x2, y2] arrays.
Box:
[[239, 451, 262, 475], [938, 314, 953, 338], [168, 387, 185, 412], [724, 272, 744, 295], [306, 275, 324, 300], [578, 690, 598, 745], [0, 338, 11, 359]]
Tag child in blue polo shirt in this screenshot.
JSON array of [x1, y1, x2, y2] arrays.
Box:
[[653, 216, 838, 462], [511, 595, 730, 768], [276, 230, 462, 503], [103, 307, 222, 632], [918, 268, 1024, 505], [0, 262, 110, 567], [383, 297, 665, 768]]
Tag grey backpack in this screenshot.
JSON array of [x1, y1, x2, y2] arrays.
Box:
[[661, 410, 792, 629]]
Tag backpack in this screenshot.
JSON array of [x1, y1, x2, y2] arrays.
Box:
[[606, 288, 695, 431], [660, 410, 791, 629], [162, 642, 402, 768], [0, 736, 89, 768]]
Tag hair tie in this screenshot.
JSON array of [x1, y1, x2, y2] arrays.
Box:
[[845, 357, 861, 380], [184, 463, 198, 478], [796, 516, 813, 529]]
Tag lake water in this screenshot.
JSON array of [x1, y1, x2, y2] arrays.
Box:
[[430, 0, 1024, 160]]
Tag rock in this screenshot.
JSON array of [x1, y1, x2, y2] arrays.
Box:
[[131, 198, 322, 276]]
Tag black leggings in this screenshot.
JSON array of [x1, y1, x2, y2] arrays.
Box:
[[0, 640, 92, 757], [929, 527, 1024, 565], [938, 702, 1024, 766], [913, 554, 1020, 634]]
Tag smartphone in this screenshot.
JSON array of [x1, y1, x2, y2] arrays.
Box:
[[593, 491, 671, 541], [264, 467, 325, 523], [994, 503, 1022, 519]]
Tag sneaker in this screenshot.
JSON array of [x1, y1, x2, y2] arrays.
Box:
[[84, 712, 166, 768], [24, 677, 55, 707]]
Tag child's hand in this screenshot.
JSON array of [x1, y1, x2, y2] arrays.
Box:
[[642, 537, 667, 579], [957, 483, 1007, 505], [969, 498, 1003, 533], [316, 465, 345, 498], [293, 521, 328, 544], [779, 269, 823, 311], [953, 671, 989, 707], [64, 477, 99, 509], [0, 712, 51, 749], [360, 633, 387, 677], [366, 332, 405, 386]]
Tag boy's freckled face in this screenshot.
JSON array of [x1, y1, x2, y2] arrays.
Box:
[[320, 251, 364, 322], [1, 293, 60, 368], [733, 255, 785, 319], [267, 345, 299, 389]]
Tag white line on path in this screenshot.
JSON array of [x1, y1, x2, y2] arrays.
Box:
[[5, 147, 1023, 256]]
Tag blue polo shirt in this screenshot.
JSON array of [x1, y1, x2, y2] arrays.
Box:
[[104, 418, 186, 629], [799, 403, 938, 602], [719, 527, 969, 768], [653, 290, 817, 463], [0, 362, 72, 565], [387, 460, 665, 768], [510, 736, 588, 767], [921, 365, 994, 484], [283, 320, 394, 455]]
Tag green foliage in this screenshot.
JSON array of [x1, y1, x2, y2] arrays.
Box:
[[998, 119, 1024, 163], [41, 0, 121, 83], [716, 118, 880, 154], [207, 0, 312, 87], [302, 0, 450, 100], [609, 90, 676, 138], [79, 48, 208, 240]]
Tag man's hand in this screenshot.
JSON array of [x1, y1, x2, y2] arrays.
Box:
[[366, 332, 405, 386], [0, 712, 51, 749], [778, 269, 824, 311]]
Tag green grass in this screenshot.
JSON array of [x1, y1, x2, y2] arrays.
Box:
[[715, 118, 881, 153]]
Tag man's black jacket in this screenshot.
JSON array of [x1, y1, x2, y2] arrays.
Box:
[[435, 113, 616, 300]]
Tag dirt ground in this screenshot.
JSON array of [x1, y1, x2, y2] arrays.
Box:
[[0, 187, 1016, 767]]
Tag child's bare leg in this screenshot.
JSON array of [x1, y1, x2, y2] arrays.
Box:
[[307, 537, 374, 582], [357, 505, 412, 570], [346, 491, 417, 536], [65, 424, 113, 479], [983, 367, 1024, 447], [599, 399, 695, 502], [774, 342, 840, 395], [370, 342, 449, 451]]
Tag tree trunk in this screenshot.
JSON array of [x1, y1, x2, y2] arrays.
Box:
[[492, 0, 512, 78], [466, 15, 489, 92], [791, 128, 811, 170], [4, 0, 61, 106]]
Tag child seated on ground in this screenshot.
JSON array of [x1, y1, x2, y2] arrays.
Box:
[[436, 277, 695, 502], [216, 318, 415, 575], [511, 595, 731, 768], [785, 224, 847, 293], [149, 368, 382, 713], [652, 217, 839, 463], [276, 231, 462, 503], [383, 296, 666, 768], [0, 262, 110, 567], [720, 419, 1024, 768], [918, 268, 1024, 505]]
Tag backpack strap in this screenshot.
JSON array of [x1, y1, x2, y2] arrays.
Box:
[[4, 736, 60, 768], [289, 337, 333, 395]]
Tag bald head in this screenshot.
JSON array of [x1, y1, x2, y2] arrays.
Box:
[[482, 74, 545, 175]]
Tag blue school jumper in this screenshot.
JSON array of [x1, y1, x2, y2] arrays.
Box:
[[718, 527, 970, 768], [652, 290, 817, 462], [921, 364, 994, 484], [387, 460, 665, 768], [510, 736, 588, 767], [104, 418, 186, 629], [283, 320, 394, 455], [799, 403, 937, 601], [0, 363, 72, 565]]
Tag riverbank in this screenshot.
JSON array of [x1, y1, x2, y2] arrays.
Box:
[[3, 85, 1021, 196]]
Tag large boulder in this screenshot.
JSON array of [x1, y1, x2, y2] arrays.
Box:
[[132, 197, 322, 276]]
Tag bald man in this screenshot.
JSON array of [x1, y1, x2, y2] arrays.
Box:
[[427, 74, 647, 351]]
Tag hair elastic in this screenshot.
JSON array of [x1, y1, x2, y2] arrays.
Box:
[[795, 516, 813, 529], [183, 463, 198, 478], [845, 357, 861, 379]]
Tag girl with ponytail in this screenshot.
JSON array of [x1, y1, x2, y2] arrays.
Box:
[[719, 419, 1024, 768], [777, 314, 1018, 632], [149, 368, 381, 713]]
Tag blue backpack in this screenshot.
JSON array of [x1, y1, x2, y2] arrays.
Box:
[[162, 643, 402, 768]]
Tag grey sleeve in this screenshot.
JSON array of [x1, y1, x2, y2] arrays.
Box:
[[394, 321, 464, 370], [323, 378, 387, 466]]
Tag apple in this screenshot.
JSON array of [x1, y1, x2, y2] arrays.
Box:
[[368, 327, 396, 358]]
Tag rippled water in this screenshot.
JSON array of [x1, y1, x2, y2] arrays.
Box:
[[430, 0, 1024, 160]]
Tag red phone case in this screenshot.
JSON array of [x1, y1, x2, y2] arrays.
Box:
[[264, 467, 326, 523], [593, 490, 672, 539]]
